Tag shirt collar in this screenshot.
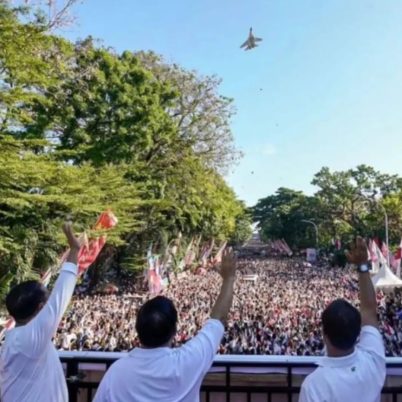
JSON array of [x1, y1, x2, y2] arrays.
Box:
[[129, 346, 172, 358], [317, 350, 358, 368]]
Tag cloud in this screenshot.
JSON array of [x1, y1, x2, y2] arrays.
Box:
[[261, 143, 277, 156]]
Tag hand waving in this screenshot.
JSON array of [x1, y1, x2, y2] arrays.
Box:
[[219, 248, 237, 280], [62, 221, 84, 251], [346, 236, 369, 265]]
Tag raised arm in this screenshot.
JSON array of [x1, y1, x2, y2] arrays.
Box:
[[25, 222, 83, 354], [210, 249, 237, 324], [178, 249, 237, 378], [346, 237, 378, 328]]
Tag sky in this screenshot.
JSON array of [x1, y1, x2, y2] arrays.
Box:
[[62, 0, 402, 206]]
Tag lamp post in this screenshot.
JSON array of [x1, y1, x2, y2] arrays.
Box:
[[301, 219, 318, 248]]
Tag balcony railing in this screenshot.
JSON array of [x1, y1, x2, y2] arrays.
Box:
[[59, 352, 402, 402]]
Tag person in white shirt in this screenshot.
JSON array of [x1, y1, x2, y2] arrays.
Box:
[[0, 222, 82, 402], [93, 249, 237, 402], [299, 237, 386, 402]]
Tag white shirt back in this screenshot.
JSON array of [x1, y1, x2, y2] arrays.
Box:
[[0, 263, 78, 402], [299, 326, 386, 402], [93, 319, 224, 402]]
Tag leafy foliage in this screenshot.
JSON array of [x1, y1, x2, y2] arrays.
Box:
[[253, 166, 402, 249], [0, 2, 247, 302]]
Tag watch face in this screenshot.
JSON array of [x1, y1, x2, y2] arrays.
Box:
[[359, 264, 369, 272]]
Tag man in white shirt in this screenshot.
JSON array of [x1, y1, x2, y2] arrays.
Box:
[[94, 249, 237, 402], [299, 237, 386, 402], [0, 222, 82, 402]]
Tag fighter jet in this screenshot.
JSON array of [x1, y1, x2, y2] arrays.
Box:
[[240, 27, 262, 51]]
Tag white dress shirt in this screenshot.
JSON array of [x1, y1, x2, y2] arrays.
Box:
[[299, 326, 386, 402], [93, 318, 224, 402], [0, 262, 78, 402]]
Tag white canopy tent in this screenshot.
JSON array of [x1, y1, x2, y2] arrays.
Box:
[[372, 264, 402, 289]]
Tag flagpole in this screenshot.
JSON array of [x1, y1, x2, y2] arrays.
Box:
[[379, 203, 390, 267]]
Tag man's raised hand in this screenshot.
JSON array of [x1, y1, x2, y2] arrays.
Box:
[[346, 236, 369, 266], [219, 248, 237, 280], [62, 221, 84, 251]]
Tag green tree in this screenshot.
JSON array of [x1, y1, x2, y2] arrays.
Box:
[[252, 188, 320, 248], [136, 51, 241, 173], [0, 135, 141, 293]]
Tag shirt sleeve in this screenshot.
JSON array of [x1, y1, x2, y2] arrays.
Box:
[[356, 325, 386, 387], [178, 319, 224, 375], [20, 262, 78, 356], [93, 373, 110, 402], [357, 326, 386, 359], [299, 383, 312, 402]]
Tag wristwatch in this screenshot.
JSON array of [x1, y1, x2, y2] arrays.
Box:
[[357, 264, 370, 273]]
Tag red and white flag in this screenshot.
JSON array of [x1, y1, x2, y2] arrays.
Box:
[[201, 239, 215, 268], [213, 241, 227, 265], [281, 239, 293, 256], [368, 240, 378, 263], [62, 210, 118, 275], [393, 239, 402, 277]]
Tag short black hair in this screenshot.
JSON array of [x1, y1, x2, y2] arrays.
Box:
[[5, 280, 49, 321], [136, 296, 178, 348], [322, 299, 361, 351]]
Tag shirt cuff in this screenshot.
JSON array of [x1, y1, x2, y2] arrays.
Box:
[[60, 262, 78, 275], [361, 325, 381, 336], [206, 318, 225, 333]]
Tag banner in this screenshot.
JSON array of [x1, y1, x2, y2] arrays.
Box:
[[306, 248, 317, 263]]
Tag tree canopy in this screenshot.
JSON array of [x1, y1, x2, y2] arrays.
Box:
[[252, 165, 402, 249], [0, 1, 251, 298]]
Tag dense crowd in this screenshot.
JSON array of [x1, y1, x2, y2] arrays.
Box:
[[54, 258, 402, 356]]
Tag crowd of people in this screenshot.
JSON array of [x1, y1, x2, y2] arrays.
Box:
[[53, 257, 402, 357]]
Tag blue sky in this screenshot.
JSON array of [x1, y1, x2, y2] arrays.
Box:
[[63, 0, 402, 206]]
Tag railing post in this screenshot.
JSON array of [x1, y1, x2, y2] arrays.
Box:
[[66, 358, 79, 402]]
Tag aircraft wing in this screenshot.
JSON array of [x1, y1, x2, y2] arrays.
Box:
[[255, 37, 263, 42], [240, 39, 249, 48]]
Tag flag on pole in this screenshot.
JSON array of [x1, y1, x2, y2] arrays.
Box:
[[368, 240, 378, 262], [281, 239, 293, 256], [201, 239, 215, 268], [179, 238, 194, 270], [213, 241, 227, 265], [147, 249, 162, 296], [62, 210, 118, 275], [393, 239, 402, 277], [381, 242, 389, 258]]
